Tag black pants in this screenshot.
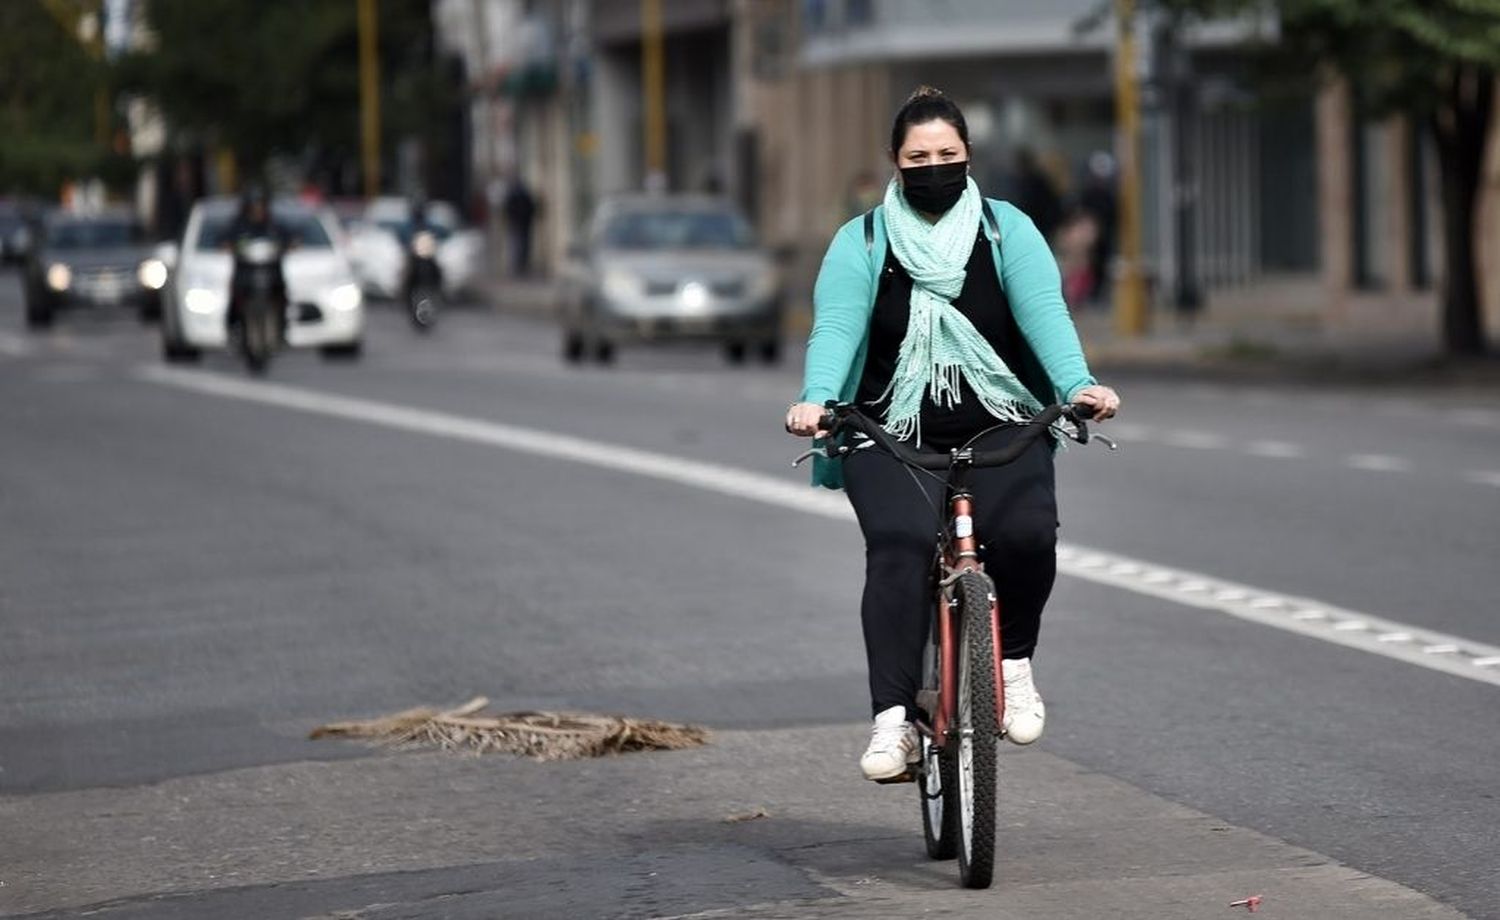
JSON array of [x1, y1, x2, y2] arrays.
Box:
[[843, 427, 1059, 721]]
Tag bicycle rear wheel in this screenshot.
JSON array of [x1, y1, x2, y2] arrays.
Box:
[[955, 571, 998, 889], [918, 622, 957, 860]]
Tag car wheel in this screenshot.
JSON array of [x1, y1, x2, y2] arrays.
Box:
[[24, 296, 53, 330], [137, 300, 162, 324], [562, 330, 586, 364], [593, 339, 616, 365], [321, 341, 364, 361], [758, 339, 782, 365], [723, 341, 747, 365], [161, 337, 201, 363]]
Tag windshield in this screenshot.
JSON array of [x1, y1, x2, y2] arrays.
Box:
[[195, 212, 333, 251], [375, 219, 453, 243], [600, 210, 754, 250], [48, 220, 142, 249]]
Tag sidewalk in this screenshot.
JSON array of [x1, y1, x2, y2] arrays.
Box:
[[478, 273, 562, 318]]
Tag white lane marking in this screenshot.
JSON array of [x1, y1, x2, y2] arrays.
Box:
[[1465, 471, 1500, 488], [1346, 454, 1413, 473], [137, 365, 1500, 689], [1247, 440, 1305, 459], [0, 332, 31, 358], [1447, 408, 1500, 429], [1163, 430, 1228, 451]]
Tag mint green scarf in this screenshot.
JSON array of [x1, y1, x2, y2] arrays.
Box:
[[878, 176, 1044, 444]]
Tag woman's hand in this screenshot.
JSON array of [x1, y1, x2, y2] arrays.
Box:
[[1070, 385, 1120, 421], [785, 402, 830, 437]]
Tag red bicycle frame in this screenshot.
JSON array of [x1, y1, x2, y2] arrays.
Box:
[[930, 491, 1005, 749]]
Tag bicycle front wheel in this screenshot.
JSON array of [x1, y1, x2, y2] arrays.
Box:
[[955, 571, 998, 889]]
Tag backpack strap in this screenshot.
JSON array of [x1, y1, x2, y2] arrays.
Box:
[[863, 208, 876, 252], [981, 199, 1001, 246]]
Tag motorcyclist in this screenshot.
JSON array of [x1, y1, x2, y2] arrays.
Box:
[[224, 185, 290, 338]]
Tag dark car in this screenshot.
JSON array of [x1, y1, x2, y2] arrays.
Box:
[[23, 211, 165, 328]]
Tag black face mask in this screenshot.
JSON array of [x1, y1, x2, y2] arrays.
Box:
[[899, 161, 968, 214]]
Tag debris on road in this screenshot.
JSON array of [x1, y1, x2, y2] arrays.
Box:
[[1229, 895, 1263, 912], [723, 807, 770, 823], [310, 696, 709, 760]]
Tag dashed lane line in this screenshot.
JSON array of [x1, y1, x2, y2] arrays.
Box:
[[1246, 440, 1305, 459], [0, 332, 31, 358], [1345, 454, 1414, 473], [136, 365, 1500, 690]]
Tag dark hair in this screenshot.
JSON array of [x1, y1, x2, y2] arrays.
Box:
[[889, 86, 970, 159]]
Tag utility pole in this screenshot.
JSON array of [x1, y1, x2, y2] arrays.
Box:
[[358, 0, 381, 198], [641, 0, 666, 190], [1112, 0, 1150, 336]]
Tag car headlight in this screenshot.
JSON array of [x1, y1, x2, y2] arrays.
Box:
[[46, 263, 72, 292], [327, 282, 362, 312], [601, 268, 639, 302], [411, 231, 438, 258], [184, 287, 223, 314], [679, 281, 710, 312], [138, 258, 168, 291]]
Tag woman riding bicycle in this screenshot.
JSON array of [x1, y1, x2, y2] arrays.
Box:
[[785, 87, 1120, 781]]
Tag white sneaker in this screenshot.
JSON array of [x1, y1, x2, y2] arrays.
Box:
[[860, 705, 919, 780], [1001, 658, 1046, 745]]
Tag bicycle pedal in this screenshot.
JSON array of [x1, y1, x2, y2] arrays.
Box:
[[873, 770, 917, 785]]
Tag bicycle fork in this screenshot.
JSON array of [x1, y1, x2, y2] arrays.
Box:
[[931, 492, 1007, 749]]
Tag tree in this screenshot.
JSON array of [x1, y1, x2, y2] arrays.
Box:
[[1157, 0, 1500, 356], [117, 0, 455, 187], [0, 1, 110, 195]]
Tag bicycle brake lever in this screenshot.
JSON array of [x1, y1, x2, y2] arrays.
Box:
[[792, 448, 825, 467], [1093, 433, 1119, 451]]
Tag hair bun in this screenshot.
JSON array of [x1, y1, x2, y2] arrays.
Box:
[[905, 85, 945, 104]]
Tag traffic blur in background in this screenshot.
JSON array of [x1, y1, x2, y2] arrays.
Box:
[[4, 0, 1498, 361]]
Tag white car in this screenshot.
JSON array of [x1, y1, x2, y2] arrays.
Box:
[[346, 197, 483, 300], [158, 198, 365, 362]]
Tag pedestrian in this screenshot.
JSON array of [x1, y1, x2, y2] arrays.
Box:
[[502, 176, 538, 277], [784, 86, 1120, 781], [1077, 151, 1117, 306]]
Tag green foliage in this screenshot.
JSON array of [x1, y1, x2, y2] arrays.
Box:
[[0, 1, 108, 194], [117, 0, 453, 174], [1158, 0, 1500, 113]]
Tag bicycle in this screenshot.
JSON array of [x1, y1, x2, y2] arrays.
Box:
[[795, 401, 1115, 888]]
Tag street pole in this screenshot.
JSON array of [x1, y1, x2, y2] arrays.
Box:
[[641, 0, 666, 190], [1113, 0, 1150, 336], [358, 0, 381, 199]]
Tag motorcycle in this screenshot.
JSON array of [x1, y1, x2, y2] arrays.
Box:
[[230, 236, 286, 374], [404, 229, 443, 331]]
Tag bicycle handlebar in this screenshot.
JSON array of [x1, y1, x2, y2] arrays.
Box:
[[817, 402, 1093, 471]]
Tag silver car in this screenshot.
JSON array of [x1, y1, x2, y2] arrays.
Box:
[[560, 195, 783, 364]]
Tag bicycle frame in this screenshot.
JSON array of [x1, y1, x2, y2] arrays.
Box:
[[930, 479, 1003, 750]]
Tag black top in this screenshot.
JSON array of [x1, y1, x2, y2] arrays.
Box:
[[856, 230, 1045, 451]]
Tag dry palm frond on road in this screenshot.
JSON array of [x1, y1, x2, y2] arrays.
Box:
[[310, 697, 709, 760]]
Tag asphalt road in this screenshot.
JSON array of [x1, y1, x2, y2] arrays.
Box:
[[1, 270, 1497, 919]]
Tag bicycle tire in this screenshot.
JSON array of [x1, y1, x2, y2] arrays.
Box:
[[955, 570, 998, 889], [918, 624, 958, 860]]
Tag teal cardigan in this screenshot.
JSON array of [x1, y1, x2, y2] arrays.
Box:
[[797, 199, 1097, 490]]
